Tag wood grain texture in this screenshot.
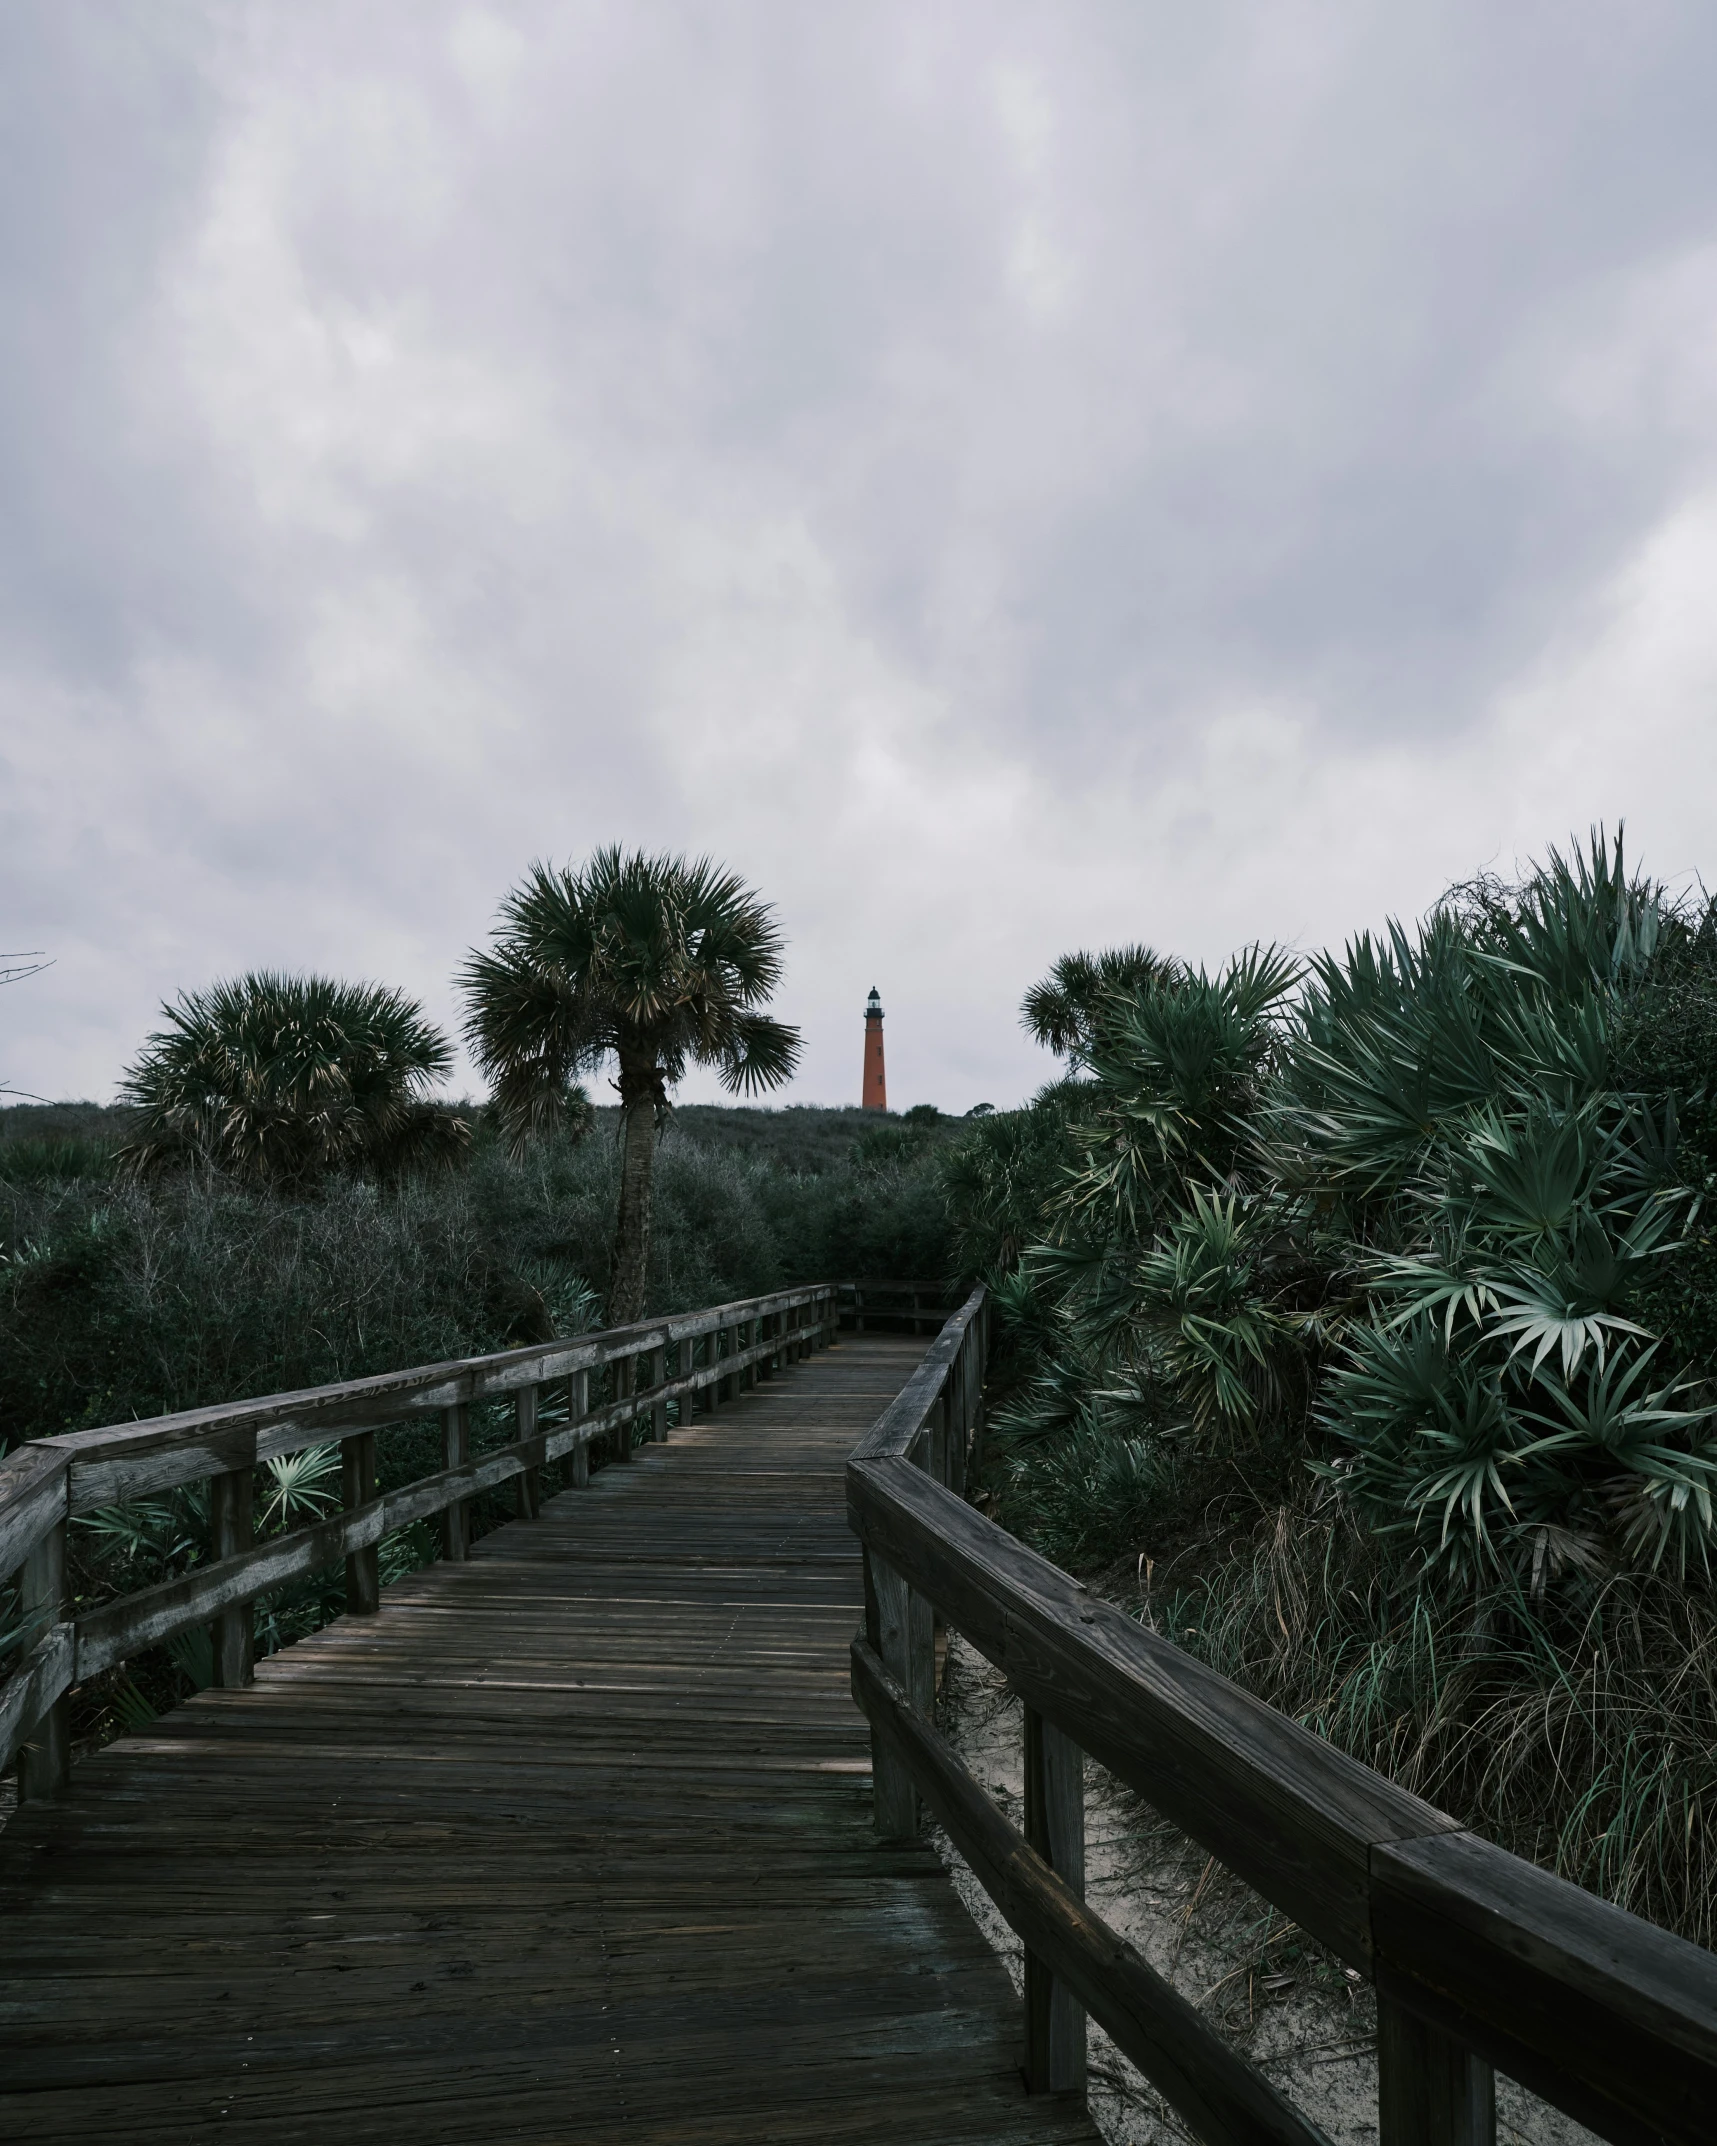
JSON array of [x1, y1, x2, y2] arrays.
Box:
[[1377, 1996, 1494, 2146], [0, 1622, 74, 1778], [0, 1338, 1098, 2146], [1371, 1831, 1717, 2146], [0, 1445, 67, 1588], [43, 1287, 838, 1513], [18, 1521, 70, 1801], [1024, 1706, 1087, 2097], [848, 1452, 1456, 1970], [851, 1638, 1331, 2146], [209, 1468, 256, 1690], [68, 1324, 841, 1688]]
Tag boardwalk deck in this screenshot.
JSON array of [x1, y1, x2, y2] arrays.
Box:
[[0, 1336, 1101, 2144]]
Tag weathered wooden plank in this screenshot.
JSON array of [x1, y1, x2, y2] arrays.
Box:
[[851, 1636, 1332, 2146], [868, 1552, 917, 1841], [568, 1369, 589, 1490], [514, 1386, 541, 1519], [0, 1442, 68, 1583], [208, 1465, 254, 1688], [440, 1403, 470, 1561], [849, 1288, 984, 1463], [19, 1514, 71, 1799], [1371, 1830, 1717, 2146], [1025, 1704, 1087, 2097], [848, 1449, 1454, 1970], [343, 1431, 380, 1616], [1, 1337, 1100, 2146], [44, 1286, 838, 1511], [0, 1619, 74, 1776], [1377, 1996, 1494, 2146]]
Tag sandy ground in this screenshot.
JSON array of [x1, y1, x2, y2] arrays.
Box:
[[932, 1633, 1600, 2146]]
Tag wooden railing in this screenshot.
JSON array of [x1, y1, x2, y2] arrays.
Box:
[[0, 1283, 839, 1800], [838, 1279, 959, 1336], [847, 1286, 1717, 2146]]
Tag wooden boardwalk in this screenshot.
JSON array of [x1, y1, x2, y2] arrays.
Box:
[[0, 1336, 1100, 2145]]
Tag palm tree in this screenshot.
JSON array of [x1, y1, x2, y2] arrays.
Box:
[[460, 849, 802, 1323], [118, 972, 467, 1187], [1021, 944, 1173, 1064]]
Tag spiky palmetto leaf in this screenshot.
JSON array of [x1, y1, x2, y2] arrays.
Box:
[[1130, 1188, 1285, 1436], [117, 973, 464, 1188], [1021, 944, 1175, 1062], [259, 1445, 342, 1530], [962, 827, 1717, 1593]]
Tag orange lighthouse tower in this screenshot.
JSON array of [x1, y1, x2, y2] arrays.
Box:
[[861, 987, 887, 1111]]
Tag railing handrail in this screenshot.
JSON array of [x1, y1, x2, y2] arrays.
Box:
[[1, 1282, 840, 1790], [847, 1285, 1717, 2146]]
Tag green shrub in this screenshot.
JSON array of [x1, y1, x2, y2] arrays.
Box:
[[965, 832, 1717, 1943]]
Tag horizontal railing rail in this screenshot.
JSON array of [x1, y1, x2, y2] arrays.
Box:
[[0, 1282, 839, 1797], [837, 1278, 959, 1335], [848, 1285, 1717, 2146]]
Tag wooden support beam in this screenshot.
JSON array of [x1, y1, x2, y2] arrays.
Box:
[[650, 1347, 668, 1442], [515, 1386, 540, 1518], [868, 1551, 917, 1841], [611, 1355, 634, 1462], [851, 1636, 1329, 2146], [1025, 1705, 1088, 2096], [19, 1511, 70, 1801], [343, 1430, 379, 1614], [208, 1465, 254, 1687], [1378, 1998, 1494, 2146], [569, 1371, 589, 1488], [441, 1403, 469, 1558]]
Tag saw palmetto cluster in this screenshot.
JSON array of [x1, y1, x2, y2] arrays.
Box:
[[117, 973, 466, 1190], [968, 830, 1717, 1592]]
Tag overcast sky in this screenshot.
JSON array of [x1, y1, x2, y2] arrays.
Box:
[[5, 3, 1717, 1112]]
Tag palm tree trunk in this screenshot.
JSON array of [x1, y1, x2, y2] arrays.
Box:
[[608, 1063, 658, 1325]]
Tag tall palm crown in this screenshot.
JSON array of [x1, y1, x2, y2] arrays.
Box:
[[118, 973, 463, 1188], [460, 849, 801, 1321]]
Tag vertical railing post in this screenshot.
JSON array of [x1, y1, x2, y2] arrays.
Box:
[[569, 1369, 590, 1488], [209, 1463, 255, 1687], [650, 1345, 668, 1442], [867, 1550, 918, 1840], [1024, 1706, 1087, 2096], [19, 1501, 70, 1802], [611, 1353, 635, 1462], [743, 1317, 757, 1389], [707, 1328, 722, 1410], [1378, 1999, 1495, 2146], [343, 1430, 380, 1615], [442, 1402, 470, 1559], [515, 1384, 541, 1519], [931, 1389, 950, 1491]]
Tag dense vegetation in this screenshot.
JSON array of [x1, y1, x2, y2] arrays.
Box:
[[0, 1097, 958, 1740], [0, 1101, 957, 1448], [948, 835, 1717, 1945]]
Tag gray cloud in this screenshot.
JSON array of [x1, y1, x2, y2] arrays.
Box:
[[6, 1, 1717, 1112]]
